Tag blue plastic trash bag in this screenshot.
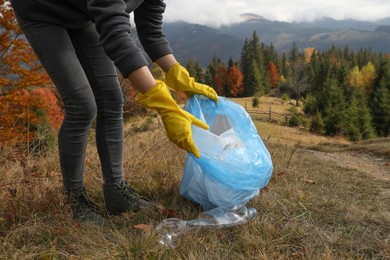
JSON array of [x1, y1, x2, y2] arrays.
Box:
[[180, 95, 273, 211]]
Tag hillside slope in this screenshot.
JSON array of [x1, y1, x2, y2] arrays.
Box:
[[0, 97, 389, 258]]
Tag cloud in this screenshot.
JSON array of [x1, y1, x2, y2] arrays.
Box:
[[163, 0, 390, 27]]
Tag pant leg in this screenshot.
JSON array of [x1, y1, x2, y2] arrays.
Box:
[[15, 16, 97, 191], [68, 24, 124, 186]]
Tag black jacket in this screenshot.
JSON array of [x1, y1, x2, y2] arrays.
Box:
[[10, 0, 172, 77]]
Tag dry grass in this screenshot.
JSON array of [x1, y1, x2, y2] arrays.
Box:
[[255, 121, 350, 147], [1, 105, 390, 258], [310, 137, 390, 160], [230, 96, 303, 115]]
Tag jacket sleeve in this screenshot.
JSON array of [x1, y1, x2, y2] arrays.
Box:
[[133, 0, 173, 62], [86, 0, 148, 77]]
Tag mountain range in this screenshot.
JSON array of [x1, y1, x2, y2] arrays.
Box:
[[162, 14, 390, 66]]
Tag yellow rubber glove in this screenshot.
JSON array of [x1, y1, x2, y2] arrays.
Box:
[[136, 80, 208, 158], [165, 62, 218, 102]]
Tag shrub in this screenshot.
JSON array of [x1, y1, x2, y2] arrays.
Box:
[[0, 87, 63, 151], [134, 116, 154, 133], [252, 97, 260, 108], [281, 93, 290, 104], [310, 111, 324, 133], [288, 113, 300, 127]]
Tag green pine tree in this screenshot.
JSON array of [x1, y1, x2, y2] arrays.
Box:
[[371, 85, 390, 136], [321, 79, 347, 136], [310, 111, 324, 133], [205, 54, 222, 87], [371, 59, 390, 136], [346, 93, 375, 141], [194, 60, 204, 83], [244, 59, 263, 96], [185, 58, 196, 78]]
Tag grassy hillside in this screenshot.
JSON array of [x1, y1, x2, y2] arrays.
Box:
[[1, 97, 389, 258]]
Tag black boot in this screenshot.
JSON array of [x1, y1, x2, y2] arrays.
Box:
[[66, 187, 105, 225], [103, 181, 153, 215]]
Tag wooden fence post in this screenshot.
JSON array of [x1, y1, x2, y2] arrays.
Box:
[[269, 106, 271, 121]]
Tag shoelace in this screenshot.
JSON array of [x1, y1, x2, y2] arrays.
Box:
[[117, 184, 141, 201], [76, 193, 100, 214]]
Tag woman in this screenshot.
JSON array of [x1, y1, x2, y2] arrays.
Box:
[[10, 0, 218, 224]]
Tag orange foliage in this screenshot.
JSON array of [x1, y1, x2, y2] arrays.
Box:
[[0, 89, 39, 146], [31, 87, 64, 131], [0, 1, 50, 90], [0, 1, 62, 149], [213, 64, 227, 96], [0, 87, 63, 148], [226, 65, 244, 97], [267, 61, 279, 89], [213, 64, 244, 97], [304, 47, 316, 63]]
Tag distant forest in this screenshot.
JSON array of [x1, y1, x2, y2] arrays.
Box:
[[184, 31, 390, 141]]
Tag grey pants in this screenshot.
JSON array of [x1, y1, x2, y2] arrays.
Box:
[[15, 16, 125, 191]]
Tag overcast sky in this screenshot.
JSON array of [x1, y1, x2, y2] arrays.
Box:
[[163, 0, 390, 27]]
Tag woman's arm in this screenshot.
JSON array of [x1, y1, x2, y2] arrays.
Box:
[[87, 0, 148, 78], [128, 66, 156, 94], [155, 54, 177, 73], [133, 0, 173, 63]]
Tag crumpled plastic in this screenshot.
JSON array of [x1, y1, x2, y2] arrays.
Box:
[[180, 95, 273, 210], [156, 205, 257, 249], [156, 95, 273, 248]]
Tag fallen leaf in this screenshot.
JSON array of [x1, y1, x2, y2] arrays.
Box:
[[48, 171, 60, 177], [156, 205, 177, 218], [302, 178, 316, 184], [133, 224, 152, 233], [73, 222, 81, 229], [290, 251, 304, 259], [8, 188, 17, 197], [261, 186, 269, 192]]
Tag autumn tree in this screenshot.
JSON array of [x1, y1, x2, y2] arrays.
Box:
[[346, 62, 376, 96], [360, 62, 376, 95], [0, 1, 62, 149], [267, 61, 279, 89], [225, 63, 244, 97], [213, 63, 227, 96], [304, 47, 316, 63], [346, 65, 362, 92]]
